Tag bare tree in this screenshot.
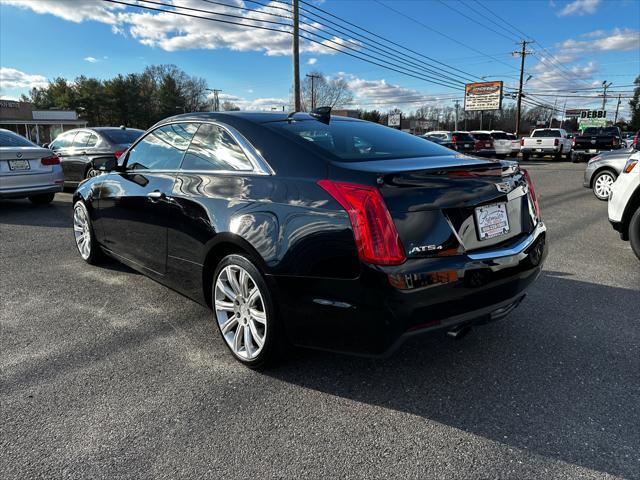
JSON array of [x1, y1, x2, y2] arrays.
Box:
[[300, 71, 354, 111], [221, 101, 240, 111]]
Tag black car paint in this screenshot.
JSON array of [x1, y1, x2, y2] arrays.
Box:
[[74, 112, 546, 356]]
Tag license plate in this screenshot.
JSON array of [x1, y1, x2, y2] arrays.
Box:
[[464, 144, 470, 148], [475, 202, 510, 240], [588, 149, 598, 153], [535, 148, 543, 152], [8, 159, 30, 171]]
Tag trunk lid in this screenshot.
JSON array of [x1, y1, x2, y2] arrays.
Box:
[[0, 147, 56, 175], [332, 155, 536, 257]]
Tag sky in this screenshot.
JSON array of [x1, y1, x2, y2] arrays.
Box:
[[1, 0, 639, 118]]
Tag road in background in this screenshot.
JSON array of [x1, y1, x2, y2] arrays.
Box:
[[1, 163, 638, 479]]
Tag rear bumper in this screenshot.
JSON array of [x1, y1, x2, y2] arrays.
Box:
[[521, 147, 559, 154], [273, 222, 547, 356], [0, 183, 63, 199], [0, 168, 64, 199], [474, 149, 496, 157]]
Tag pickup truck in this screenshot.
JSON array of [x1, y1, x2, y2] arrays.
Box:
[[571, 126, 623, 162], [521, 128, 572, 161]]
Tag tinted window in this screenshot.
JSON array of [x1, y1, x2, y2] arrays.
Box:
[[0, 130, 35, 147], [471, 133, 491, 140], [102, 129, 144, 145], [126, 123, 198, 171], [73, 131, 92, 147], [269, 119, 450, 161], [86, 134, 99, 148], [490, 131, 509, 140], [583, 127, 620, 136], [532, 130, 562, 138], [452, 132, 474, 141], [50, 131, 77, 149], [506, 133, 517, 140], [181, 123, 253, 171]]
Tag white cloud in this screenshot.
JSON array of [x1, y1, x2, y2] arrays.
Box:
[[0, 67, 49, 89], [84, 56, 99, 63], [0, 95, 20, 101], [307, 58, 318, 65], [557, 0, 601, 16], [3, 0, 351, 57], [561, 28, 640, 53], [528, 59, 599, 91], [3, 0, 124, 24], [213, 92, 288, 111]]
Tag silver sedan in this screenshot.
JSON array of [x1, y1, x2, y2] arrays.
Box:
[[583, 147, 636, 201], [0, 129, 64, 204]]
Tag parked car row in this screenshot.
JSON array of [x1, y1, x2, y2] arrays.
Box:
[[421, 130, 519, 158]]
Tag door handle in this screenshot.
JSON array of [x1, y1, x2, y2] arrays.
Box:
[[147, 190, 166, 200]]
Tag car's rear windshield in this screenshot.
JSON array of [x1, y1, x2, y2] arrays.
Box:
[[583, 127, 619, 136], [490, 131, 509, 139], [506, 133, 517, 140], [267, 119, 451, 161], [0, 130, 35, 147], [452, 132, 474, 141], [102, 129, 144, 145], [471, 133, 491, 140], [532, 129, 562, 138]]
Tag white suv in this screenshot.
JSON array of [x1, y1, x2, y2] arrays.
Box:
[[608, 151, 640, 260]]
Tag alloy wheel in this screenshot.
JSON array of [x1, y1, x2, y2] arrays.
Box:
[[214, 265, 267, 360], [594, 173, 615, 199], [73, 203, 91, 260]]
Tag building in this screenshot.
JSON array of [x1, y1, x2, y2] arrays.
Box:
[[0, 100, 86, 145]]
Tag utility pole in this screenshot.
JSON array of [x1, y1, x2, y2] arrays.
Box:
[[206, 88, 222, 112], [559, 97, 568, 129], [306, 73, 320, 110], [292, 0, 301, 111], [601, 81, 612, 110], [548, 97, 558, 127], [614, 94, 622, 123], [513, 40, 534, 136], [453, 100, 459, 130]]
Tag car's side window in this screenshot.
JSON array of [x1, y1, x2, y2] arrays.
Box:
[[126, 123, 198, 171], [181, 123, 253, 172], [51, 131, 77, 150], [86, 134, 99, 148], [73, 131, 91, 148]]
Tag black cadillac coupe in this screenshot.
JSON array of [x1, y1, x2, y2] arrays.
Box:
[[73, 109, 546, 367]]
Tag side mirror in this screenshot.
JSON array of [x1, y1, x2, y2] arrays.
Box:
[[95, 157, 118, 172], [42, 143, 50, 149]]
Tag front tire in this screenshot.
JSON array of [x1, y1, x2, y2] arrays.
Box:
[[73, 201, 102, 264], [28, 193, 55, 204], [629, 208, 640, 261], [213, 254, 280, 368], [592, 170, 617, 201]]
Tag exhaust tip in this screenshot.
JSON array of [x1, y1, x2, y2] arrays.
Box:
[[447, 324, 472, 340]]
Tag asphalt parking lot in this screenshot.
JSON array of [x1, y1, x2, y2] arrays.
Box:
[[1, 162, 639, 479]]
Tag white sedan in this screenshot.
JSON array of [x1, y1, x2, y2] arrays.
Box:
[[0, 129, 63, 204]]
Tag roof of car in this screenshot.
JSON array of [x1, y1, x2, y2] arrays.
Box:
[[160, 111, 365, 125]]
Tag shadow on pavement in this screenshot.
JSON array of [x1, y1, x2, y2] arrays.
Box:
[[265, 271, 639, 478]]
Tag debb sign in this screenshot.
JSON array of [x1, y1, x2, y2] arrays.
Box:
[[464, 81, 503, 112]]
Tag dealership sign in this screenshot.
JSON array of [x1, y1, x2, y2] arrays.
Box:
[[464, 81, 503, 111], [388, 112, 401, 127], [578, 110, 608, 128]]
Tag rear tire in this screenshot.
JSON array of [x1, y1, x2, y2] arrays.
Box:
[[28, 193, 55, 204], [554, 148, 562, 161], [629, 208, 640, 261], [521, 152, 530, 161], [73, 200, 102, 264], [592, 170, 617, 201], [571, 152, 580, 163], [212, 254, 282, 369]]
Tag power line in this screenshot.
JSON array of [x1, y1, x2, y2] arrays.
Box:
[[292, 0, 481, 82], [435, 0, 519, 43]]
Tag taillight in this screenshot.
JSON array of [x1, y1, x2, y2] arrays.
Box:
[[41, 155, 60, 166], [474, 140, 482, 151], [633, 134, 638, 147], [520, 138, 524, 147], [572, 137, 577, 147], [522, 169, 541, 220], [452, 135, 458, 144], [554, 138, 559, 147], [612, 136, 619, 146], [114, 150, 125, 159], [317, 180, 406, 265]]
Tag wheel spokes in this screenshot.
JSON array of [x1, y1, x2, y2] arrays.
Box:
[[248, 320, 264, 347], [250, 308, 266, 324], [221, 315, 238, 334], [216, 279, 236, 301]]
